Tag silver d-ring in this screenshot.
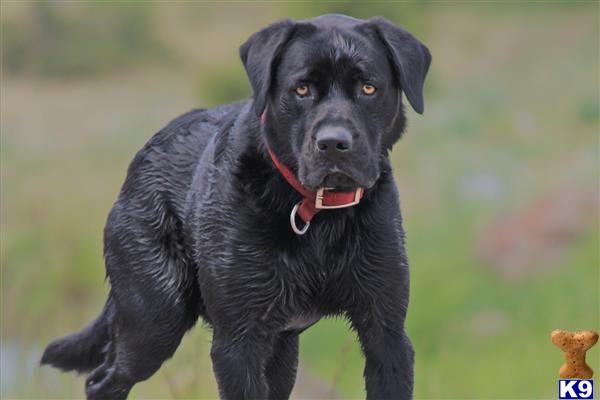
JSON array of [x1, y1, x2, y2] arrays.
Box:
[[290, 202, 310, 235]]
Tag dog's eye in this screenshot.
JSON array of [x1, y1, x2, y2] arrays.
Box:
[[295, 85, 310, 97], [361, 84, 377, 96]]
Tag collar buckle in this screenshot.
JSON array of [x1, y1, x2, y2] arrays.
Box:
[[315, 187, 364, 209]]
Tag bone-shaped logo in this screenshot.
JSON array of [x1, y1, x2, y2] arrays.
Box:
[[551, 329, 598, 379]]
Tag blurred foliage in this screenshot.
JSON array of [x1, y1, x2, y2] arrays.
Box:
[[195, 64, 251, 108], [283, 1, 430, 37], [579, 95, 600, 123], [1, 2, 170, 78]]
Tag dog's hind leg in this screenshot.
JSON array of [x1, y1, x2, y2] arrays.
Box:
[[84, 301, 194, 399], [85, 212, 202, 399], [265, 332, 299, 400], [85, 262, 200, 399]]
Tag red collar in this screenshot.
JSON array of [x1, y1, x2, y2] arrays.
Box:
[[262, 112, 364, 234]]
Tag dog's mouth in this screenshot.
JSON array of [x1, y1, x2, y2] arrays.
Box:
[[318, 172, 359, 192], [300, 162, 377, 192]]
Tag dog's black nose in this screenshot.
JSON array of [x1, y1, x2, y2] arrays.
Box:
[[316, 128, 352, 155]]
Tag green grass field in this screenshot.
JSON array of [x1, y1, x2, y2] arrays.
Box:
[[2, 2, 598, 399]]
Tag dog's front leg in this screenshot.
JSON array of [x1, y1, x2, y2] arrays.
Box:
[[348, 243, 414, 398], [210, 328, 274, 400], [353, 319, 414, 400]]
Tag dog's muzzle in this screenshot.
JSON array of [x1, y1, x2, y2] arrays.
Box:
[[262, 112, 365, 235]]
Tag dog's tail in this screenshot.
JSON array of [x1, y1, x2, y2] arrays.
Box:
[[41, 297, 113, 373]]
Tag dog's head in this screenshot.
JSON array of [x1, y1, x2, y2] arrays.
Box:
[[240, 14, 431, 191]]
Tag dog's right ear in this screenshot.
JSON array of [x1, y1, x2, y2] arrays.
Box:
[[240, 20, 296, 117]]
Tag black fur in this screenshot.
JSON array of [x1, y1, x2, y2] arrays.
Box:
[[41, 14, 431, 400]]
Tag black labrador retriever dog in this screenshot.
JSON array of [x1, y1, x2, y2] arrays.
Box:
[[41, 14, 431, 400]]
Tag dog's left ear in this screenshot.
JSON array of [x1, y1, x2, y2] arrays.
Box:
[[240, 19, 296, 116], [365, 17, 432, 114]]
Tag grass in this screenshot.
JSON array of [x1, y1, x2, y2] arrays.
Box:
[[2, 2, 599, 399]]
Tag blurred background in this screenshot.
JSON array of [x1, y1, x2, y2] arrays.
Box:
[[1, 1, 598, 399]]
